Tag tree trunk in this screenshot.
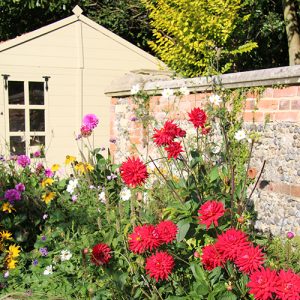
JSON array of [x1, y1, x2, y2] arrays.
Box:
[[283, 0, 300, 65]]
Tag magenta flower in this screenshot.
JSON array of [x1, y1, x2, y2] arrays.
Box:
[[15, 183, 25, 192], [5, 189, 21, 202], [82, 114, 99, 129], [287, 232, 295, 239], [17, 155, 31, 167], [33, 150, 41, 158], [45, 168, 54, 178]]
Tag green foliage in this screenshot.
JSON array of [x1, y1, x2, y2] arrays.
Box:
[[142, 0, 258, 77]]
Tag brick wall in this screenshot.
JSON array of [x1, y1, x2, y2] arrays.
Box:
[[107, 66, 300, 236]]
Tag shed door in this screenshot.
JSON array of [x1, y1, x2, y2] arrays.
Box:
[[6, 80, 46, 157]]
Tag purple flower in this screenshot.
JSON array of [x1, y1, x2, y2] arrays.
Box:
[[83, 114, 99, 129], [109, 138, 117, 144], [72, 195, 77, 202], [17, 155, 31, 167], [4, 189, 21, 202], [130, 116, 138, 122], [107, 174, 117, 181], [32, 259, 38, 266], [39, 247, 48, 256], [45, 168, 54, 178], [15, 183, 25, 192], [33, 150, 41, 158], [287, 231, 295, 239], [41, 235, 46, 241], [0, 155, 5, 162]]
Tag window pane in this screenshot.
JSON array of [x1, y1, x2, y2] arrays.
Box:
[[9, 109, 25, 132], [30, 136, 45, 158], [8, 81, 24, 105], [30, 109, 45, 131], [29, 82, 44, 105], [10, 136, 26, 155]]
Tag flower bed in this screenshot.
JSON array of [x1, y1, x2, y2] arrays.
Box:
[[0, 89, 299, 299]]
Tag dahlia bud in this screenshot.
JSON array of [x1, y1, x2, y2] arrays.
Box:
[[194, 251, 201, 258], [226, 282, 233, 291], [237, 216, 245, 224], [287, 231, 295, 239], [83, 248, 89, 254]]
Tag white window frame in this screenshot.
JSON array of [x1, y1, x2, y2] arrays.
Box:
[[4, 78, 48, 157]]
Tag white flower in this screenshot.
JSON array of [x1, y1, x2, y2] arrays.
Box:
[[131, 84, 140, 95], [99, 191, 106, 203], [162, 88, 174, 99], [120, 187, 131, 201], [209, 94, 222, 106], [43, 265, 53, 275], [60, 250, 72, 261], [211, 145, 221, 154], [234, 130, 246, 141], [179, 86, 190, 96], [66, 179, 78, 194], [3, 271, 9, 278]]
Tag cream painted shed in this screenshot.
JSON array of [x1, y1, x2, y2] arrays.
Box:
[[0, 6, 161, 165]]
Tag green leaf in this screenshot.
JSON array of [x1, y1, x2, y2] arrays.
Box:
[[209, 166, 219, 182], [218, 291, 237, 300], [176, 219, 190, 242], [190, 262, 207, 282]]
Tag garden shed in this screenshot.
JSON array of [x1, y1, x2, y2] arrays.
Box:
[[0, 5, 161, 165]]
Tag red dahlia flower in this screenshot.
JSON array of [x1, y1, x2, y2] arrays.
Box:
[[120, 157, 148, 188], [128, 225, 160, 253], [91, 243, 111, 266], [156, 220, 178, 244], [234, 245, 265, 274], [275, 269, 300, 300], [145, 251, 174, 282], [188, 108, 207, 128], [216, 228, 250, 260], [165, 141, 183, 159], [80, 124, 93, 137], [153, 120, 186, 146], [247, 267, 278, 300], [198, 201, 225, 229], [201, 244, 226, 270]]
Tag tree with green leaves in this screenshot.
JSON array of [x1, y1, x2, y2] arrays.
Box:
[[142, 0, 258, 77]]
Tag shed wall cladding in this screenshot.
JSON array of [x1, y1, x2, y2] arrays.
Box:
[[0, 24, 78, 68], [0, 23, 80, 165], [0, 10, 161, 165]]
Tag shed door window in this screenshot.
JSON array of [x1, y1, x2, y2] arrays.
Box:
[[7, 80, 46, 156]]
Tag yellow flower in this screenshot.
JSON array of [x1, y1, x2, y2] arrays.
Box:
[[0, 231, 12, 241], [74, 162, 94, 174], [41, 178, 54, 188], [6, 244, 21, 259], [2, 202, 16, 213], [42, 192, 56, 204], [65, 155, 76, 165], [6, 258, 17, 269], [51, 164, 60, 172]]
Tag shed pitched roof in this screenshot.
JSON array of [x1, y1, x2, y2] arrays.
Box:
[[0, 6, 160, 66]]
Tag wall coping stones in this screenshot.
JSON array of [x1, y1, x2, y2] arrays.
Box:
[[105, 65, 300, 97]]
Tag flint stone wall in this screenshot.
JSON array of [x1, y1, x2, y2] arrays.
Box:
[[106, 66, 300, 236]]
